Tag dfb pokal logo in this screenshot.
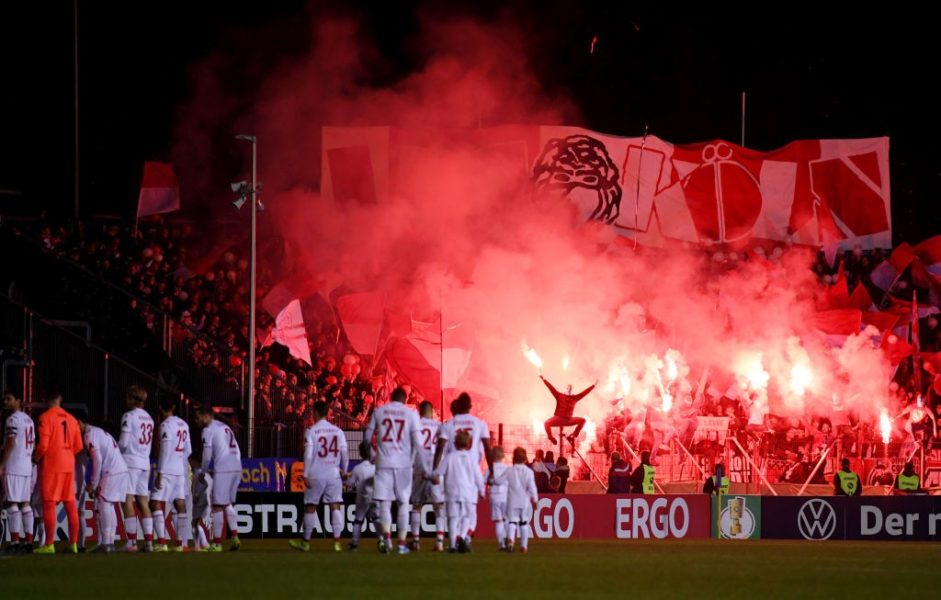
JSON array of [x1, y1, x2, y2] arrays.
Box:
[[797, 499, 836, 540], [719, 496, 755, 539]]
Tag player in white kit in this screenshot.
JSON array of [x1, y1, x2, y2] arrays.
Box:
[[494, 447, 539, 553], [409, 400, 445, 552], [80, 419, 129, 553], [489, 446, 509, 550], [364, 387, 421, 554], [290, 401, 348, 553], [346, 440, 376, 551], [150, 399, 191, 552], [119, 385, 155, 551], [433, 430, 485, 553], [189, 456, 212, 551], [196, 405, 242, 551], [1, 390, 36, 553], [433, 393, 494, 539]]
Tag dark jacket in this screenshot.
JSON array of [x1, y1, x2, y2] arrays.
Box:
[[607, 459, 632, 493], [630, 463, 649, 494]]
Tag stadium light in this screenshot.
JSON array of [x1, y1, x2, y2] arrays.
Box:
[[234, 134, 260, 458]]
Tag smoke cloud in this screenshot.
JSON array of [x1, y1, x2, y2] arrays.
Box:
[[174, 8, 893, 439]]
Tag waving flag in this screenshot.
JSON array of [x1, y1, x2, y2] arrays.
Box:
[[137, 162, 180, 217], [265, 299, 311, 365]]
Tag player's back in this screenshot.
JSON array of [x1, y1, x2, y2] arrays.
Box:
[[4, 411, 35, 476], [502, 464, 538, 509], [205, 420, 242, 472], [369, 402, 419, 469], [121, 407, 155, 470], [415, 417, 439, 475], [350, 460, 376, 498], [85, 426, 128, 475], [441, 450, 482, 502], [304, 420, 346, 478], [442, 413, 489, 464], [490, 462, 509, 502], [159, 416, 191, 475], [37, 406, 82, 473]]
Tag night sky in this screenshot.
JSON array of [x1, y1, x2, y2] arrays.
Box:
[[2, 1, 938, 242]]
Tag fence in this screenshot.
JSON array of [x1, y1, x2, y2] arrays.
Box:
[[0, 294, 190, 427], [0, 223, 248, 413]]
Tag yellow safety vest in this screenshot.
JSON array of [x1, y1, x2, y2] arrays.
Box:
[[898, 473, 919, 491], [711, 475, 730, 494], [642, 465, 656, 494], [837, 471, 858, 495]]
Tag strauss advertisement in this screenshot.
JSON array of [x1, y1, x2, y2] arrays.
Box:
[[229, 493, 711, 540]]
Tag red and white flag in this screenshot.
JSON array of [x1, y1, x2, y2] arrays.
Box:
[[137, 162, 180, 217], [267, 299, 311, 365]]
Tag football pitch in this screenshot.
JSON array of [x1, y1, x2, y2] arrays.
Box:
[[0, 539, 936, 599]]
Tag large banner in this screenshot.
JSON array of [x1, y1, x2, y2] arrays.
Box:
[[761, 496, 941, 541], [322, 126, 890, 250], [230, 492, 711, 540]]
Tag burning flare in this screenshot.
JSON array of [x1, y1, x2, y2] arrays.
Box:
[[521, 341, 543, 370], [562, 355, 570, 371], [661, 392, 673, 413], [789, 363, 813, 397], [665, 354, 679, 382], [879, 408, 892, 444]]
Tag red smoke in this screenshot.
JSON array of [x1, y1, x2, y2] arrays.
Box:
[[173, 10, 895, 437]]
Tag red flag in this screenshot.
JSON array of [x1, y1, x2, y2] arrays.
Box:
[[914, 235, 941, 268], [880, 333, 914, 366], [137, 162, 180, 217], [870, 244, 915, 291], [848, 284, 874, 311], [335, 292, 386, 355], [823, 263, 851, 309], [807, 309, 862, 336], [861, 310, 898, 333]]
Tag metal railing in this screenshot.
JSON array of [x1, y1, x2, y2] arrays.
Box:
[[0, 294, 189, 428], [0, 222, 248, 411]]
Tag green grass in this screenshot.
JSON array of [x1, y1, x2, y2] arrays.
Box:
[[0, 539, 936, 599]]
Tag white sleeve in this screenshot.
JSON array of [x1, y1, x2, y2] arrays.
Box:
[[409, 413, 421, 462], [364, 410, 378, 446], [157, 422, 168, 473], [201, 428, 213, 472], [475, 467, 485, 497], [87, 434, 102, 488], [527, 470, 539, 503], [437, 421, 450, 442], [118, 414, 132, 453], [478, 419, 490, 440], [184, 425, 192, 459], [339, 432, 349, 474], [303, 428, 314, 478]]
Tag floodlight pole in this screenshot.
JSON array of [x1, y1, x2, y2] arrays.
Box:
[[236, 134, 257, 458]]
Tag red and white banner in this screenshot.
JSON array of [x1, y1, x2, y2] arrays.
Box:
[[473, 494, 711, 540], [264, 299, 311, 365], [137, 161, 180, 217], [322, 126, 890, 250]]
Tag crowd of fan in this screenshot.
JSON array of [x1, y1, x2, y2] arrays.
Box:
[[19, 219, 384, 432], [14, 220, 941, 470]]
